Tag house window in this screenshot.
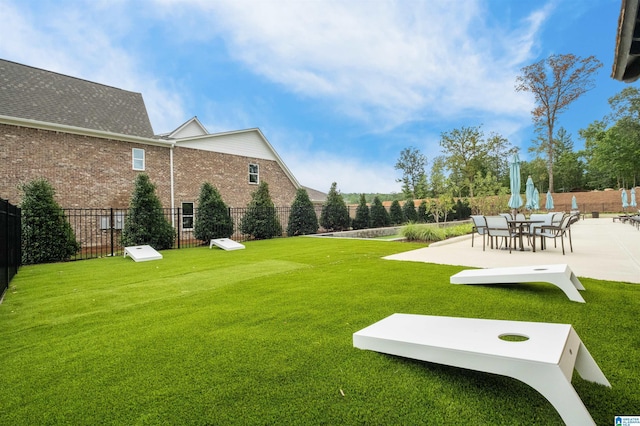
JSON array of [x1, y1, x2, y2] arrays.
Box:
[[249, 163, 259, 184], [182, 202, 194, 230], [132, 148, 145, 171]]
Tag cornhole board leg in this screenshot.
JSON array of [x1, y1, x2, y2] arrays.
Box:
[[209, 238, 245, 251], [123, 245, 162, 262], [450, 264, 585, 303], [353, 314, 610, 426]]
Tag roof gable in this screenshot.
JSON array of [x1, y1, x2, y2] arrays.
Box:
[[160, 116, 208, 139], [0, 59, 154, 137]]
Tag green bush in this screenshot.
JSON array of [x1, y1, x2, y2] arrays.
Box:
[[351, 194, 370, 230], [240, 181, 282, 239], [20, 179, 80, 264], [194, 182, 233, 242], [319, 182, 350, 231], [287, 188, 318, 236], [402, 199, 418, 222], [402, 223, 473, 242], [389, 200, 404, 225], [417, 200, 428, 223], [121, 174, 175, 250], [370, 196, 390, 228]]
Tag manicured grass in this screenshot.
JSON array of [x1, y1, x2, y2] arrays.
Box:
[[1, 237, 638, 425]]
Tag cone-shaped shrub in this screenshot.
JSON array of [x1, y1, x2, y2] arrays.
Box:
[[352, 194, 370, 230], [389, 200, 404, 225], [121, 174, 175, 250], [20, 178, 80, 264], [403, 199, 418, 223], [417, 200, 428, 223], [287, 188, 318, 236], [319, 182, 350, 231], [194, 182, 233, 242], [370, 196, 390, 228], [240, 181, 282, 239]]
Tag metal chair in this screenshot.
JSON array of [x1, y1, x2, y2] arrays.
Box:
[[537, 214, 573, 255], [470, 215, 488, 250], [484, 215, 518, 253]]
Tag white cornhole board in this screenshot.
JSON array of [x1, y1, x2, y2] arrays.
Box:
[[450, 264, 586, 303], [124, 245, 162, 262], [354, 314, 610, 426], [209, 238, 245, 251]]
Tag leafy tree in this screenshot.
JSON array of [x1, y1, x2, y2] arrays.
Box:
[[370, 196, 390, 228], [429, 156, 448, 197], [402, 199, 418, 222], [351, 194, 370, 230], [194, 182, 233, 242], [240, 181, 282, 239], [389, 200, 404, 225], [431, 193, 456, 223], [439, 126, 513, 198], [287, 188, 319, 236], [319, 182, 350, 231], [516, 53, 602, 192], [20, 178, 80, 264], [122, 174, 175, 250], [395, 147, 428, 199]]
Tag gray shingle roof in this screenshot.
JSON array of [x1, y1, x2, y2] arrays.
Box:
[[0, 59, 154, 137]]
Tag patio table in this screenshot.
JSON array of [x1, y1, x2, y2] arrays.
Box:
[[507, 219, 543, 251]]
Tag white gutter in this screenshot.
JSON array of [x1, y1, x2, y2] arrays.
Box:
[[0, 114, 174, 148], [170, 145, 176, 227]]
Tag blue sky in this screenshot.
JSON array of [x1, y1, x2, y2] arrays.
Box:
[[0, 0, 626, 193]]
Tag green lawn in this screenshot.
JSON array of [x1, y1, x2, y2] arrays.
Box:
[[1, 238, 637, 425]]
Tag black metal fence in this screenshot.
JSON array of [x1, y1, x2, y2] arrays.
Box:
[[1, 198, 21, 297], [62, 206, 329, 261]]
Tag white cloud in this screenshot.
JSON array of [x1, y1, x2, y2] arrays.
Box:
[[153, 0, 549, 131]]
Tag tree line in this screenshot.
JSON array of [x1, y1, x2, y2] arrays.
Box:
[[390, 54, 638, 214]]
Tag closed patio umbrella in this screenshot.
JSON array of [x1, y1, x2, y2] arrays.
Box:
[[571, 195, 578, 210], [508, 153, 523, 213], [545, 190, 554, 211], [525, 176, 535, 210], [622, 189, 629, 212], [532, 188, 540, 210], [631, 187, 637, 208]]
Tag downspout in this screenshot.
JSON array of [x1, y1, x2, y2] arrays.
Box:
[[170, 145, 175, 227]]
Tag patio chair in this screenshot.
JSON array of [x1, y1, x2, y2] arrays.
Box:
[[537, 214, 573, 255], [484, 215, 518, 253], [470, 215, 488, 250], [499, 212, 513, 220]]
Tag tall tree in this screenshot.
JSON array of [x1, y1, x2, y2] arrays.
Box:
[[515, 54, 602, 192], [287, 188, 319, 236], [370, 196, 390, 228], [394, 147, 428, 199], [240, 181, 282, 239], [20, 178, 80, 264], [389, 200, 404, 225], [122, 174, 175, 250], [439, 126, 514, 198], [351, 194, 370, 230], [319, 182, 350, 231], [194, 182, 233, 242]]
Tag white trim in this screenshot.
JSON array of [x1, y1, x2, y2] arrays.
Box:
[[0, 114, 174, 148], [132, 148, 145, 171]]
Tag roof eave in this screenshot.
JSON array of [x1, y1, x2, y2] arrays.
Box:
[[613, 0, 640, 82], [0, 115, 174, 148]]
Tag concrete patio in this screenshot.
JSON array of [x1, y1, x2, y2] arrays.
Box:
[[385, 217, 640, 284]]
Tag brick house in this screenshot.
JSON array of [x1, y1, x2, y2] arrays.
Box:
[[0, 59, 305, 220]]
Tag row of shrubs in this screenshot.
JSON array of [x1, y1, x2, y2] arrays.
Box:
[[18, 176, 473, 265]]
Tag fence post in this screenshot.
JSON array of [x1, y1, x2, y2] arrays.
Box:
[[176, 208, 181, 249], [110, 208, 115, 258]]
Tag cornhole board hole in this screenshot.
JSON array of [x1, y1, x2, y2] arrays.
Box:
[[124, 245, 162, 262], [209, 238, 245, 251], [353, 313, 610, 426], [450, 264, 585, 303]]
